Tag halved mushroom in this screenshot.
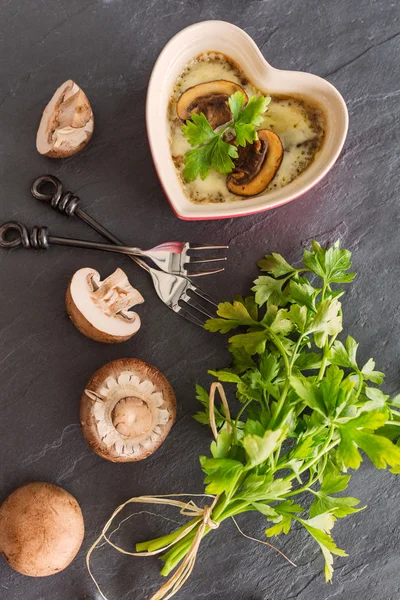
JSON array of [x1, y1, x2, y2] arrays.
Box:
[[66, 267, 144, 344], [36, 80, 94, 158], [226, 129, 283, 196], [177, 80, 248, 129], [81, 358, 176, 462]]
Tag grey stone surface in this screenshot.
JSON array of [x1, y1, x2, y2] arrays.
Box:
[[0, 0, 399, 599]]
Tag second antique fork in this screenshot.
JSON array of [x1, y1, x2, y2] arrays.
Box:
[[0, 221, 219, 327], [130, 241, 228, 278], [31, 176, 228, 278], [1, 171, 224, 326], [0, 220, 218, 327]]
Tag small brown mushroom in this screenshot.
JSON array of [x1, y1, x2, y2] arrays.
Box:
[[66, 267, 144, 344], [226, 129, 283, 196], [81, 358, 176, 462], [36, 80, 94, 158], [177, 80, 248, 129], [0, 482, 84, 577]]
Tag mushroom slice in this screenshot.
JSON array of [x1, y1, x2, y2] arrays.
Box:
[[81, 358, 176, 462], [226, 129, 283, 196], [177, 80, 248, 129], [36, 80, 94, 158], [66, 267, 144, 344]]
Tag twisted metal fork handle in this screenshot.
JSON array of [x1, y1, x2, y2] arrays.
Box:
[[30, 175, 152, 274]]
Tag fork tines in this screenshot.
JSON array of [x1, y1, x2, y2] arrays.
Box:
[[185, 242, 229, 277], [188, 243, 229, 250], [178, 284, 219, 326]]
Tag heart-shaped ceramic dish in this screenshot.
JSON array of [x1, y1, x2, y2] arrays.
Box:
[[146, 20, 348, 220]]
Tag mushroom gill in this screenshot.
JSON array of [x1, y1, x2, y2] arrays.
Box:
[[81, 358, 176, 462]]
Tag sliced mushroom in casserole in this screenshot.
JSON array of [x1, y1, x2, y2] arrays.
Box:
[[226, 129, 283, 196], [177, 80, 248, 129]]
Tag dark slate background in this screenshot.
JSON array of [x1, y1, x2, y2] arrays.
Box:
[[0, 1, 399, 599]]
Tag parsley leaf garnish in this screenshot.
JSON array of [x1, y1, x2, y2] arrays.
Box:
[[230, 92, 271, 146], [181, 91, 270, 182]]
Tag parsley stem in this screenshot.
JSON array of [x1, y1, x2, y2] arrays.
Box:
[[264, 328, 291, 429], [354, 371, 364, 399], [298, 426, 336, 475], [235, 399, 253, 432], [136, 518, 199, 553], [317, 350, 329, 381], [285, 477, 318, 497], [281, 425, 336, 487], [266, 328, 290, 373], [217, 500, 249, 520], [289, 335, 305, 370]]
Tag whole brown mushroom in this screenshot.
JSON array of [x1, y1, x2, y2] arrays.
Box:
[[0, 482, 84, 577], [81, 358, 176, 462]]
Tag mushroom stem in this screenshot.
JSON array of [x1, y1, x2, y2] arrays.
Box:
[[90, 268, 143, 319]]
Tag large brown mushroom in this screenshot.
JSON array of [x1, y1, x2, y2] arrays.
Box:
[[0, 482, 84, 577], [66, 267, 144, 344], [177, 80, 248, 129], [226, 129, 283, 196], [81, 358, 176, 462], [36, 80, 94, 158]]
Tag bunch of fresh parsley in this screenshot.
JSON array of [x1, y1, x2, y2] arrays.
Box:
[[138, 240, 400, 584], [181, 91, 270, 182]]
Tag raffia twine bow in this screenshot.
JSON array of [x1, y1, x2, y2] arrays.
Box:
[[87, 382, 295, 600]]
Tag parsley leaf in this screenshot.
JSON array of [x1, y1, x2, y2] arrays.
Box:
[[210, 428, 232, 459], [265, 501, 303, 536], [240, 475, 292, 502], [252, 275, 290, 306], [200, 457, 243, 494], [242, 429, 285, 467], [257, 252, 297, 277], [337, 410, 400, 470], [181, 112, 216, 146], [232, 95, 271, 146], [299, 513, 347, 582], [289, 279, 317, 311], [193, 384, 226, 427], [212, 136, 238, 173], [205, 300, 257, 334], [229, 330, 269, 355], [227, 90, 246, 121], [181, 91, 269, 182], [310, 298, 343, 348], [183, 134, 238, 182], [330, 337, 358, 370], [303, 240, 355, 285], [183, 142, 215, 182], [361, 358, 385, 385], [310, 461, 363, 519]]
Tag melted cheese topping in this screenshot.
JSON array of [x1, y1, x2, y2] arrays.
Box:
[[168, 53, 325, 203]]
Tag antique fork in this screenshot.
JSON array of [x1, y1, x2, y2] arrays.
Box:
[[0, 221, 219, 328], [31, 176, 228, 278]]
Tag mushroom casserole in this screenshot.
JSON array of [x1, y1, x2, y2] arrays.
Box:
[[169, 52, 325, 203]]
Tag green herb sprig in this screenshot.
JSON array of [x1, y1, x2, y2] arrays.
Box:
[[181, 92, 270, 182], [137, 240, 400, 584]]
